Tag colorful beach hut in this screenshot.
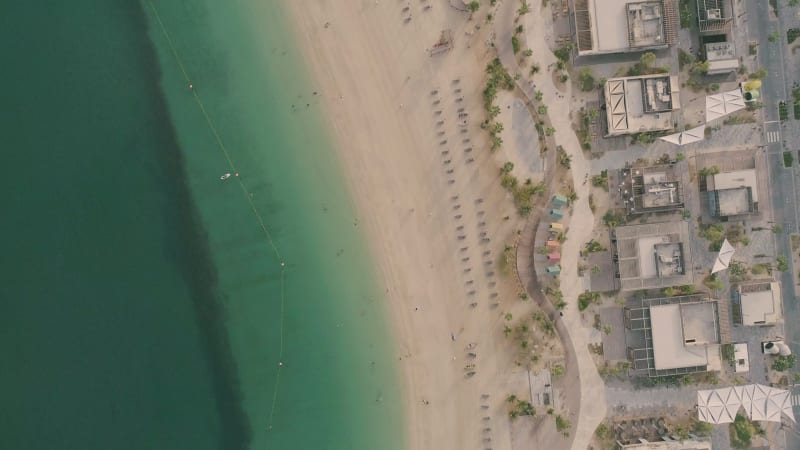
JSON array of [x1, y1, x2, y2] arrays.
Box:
[[547, 252, 561, 262], [549, 209, 564, 220], [549, 222, 564, 232], [551, 195, 568, 207], [546, 239, 560, 250], [546, 265, 561, 275]]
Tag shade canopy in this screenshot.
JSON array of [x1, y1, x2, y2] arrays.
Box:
[[697, 384, 795, 424], [660, 125, 705, 146], [711, 239, 735, 274], [706, 89, 746, 122]]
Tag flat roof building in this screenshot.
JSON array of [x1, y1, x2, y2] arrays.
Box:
[[733, 342, 749, 372], [612, 221, 693, 291], [704, 41, 738, 75], [707, 168, 758, 217], [617, 165, 684, 215], [605, 75, 681, 136], [573, 0, 678, 55], [697, 0, 733, 34], [624, 295, 721, 377], [737, 281, 783, 326], [650, 302, 719, 370]]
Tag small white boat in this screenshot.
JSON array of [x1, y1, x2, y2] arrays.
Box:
[[220, 173, 231, 180]]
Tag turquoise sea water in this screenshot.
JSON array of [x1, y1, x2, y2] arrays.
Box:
[[0, 1, 402, 449]]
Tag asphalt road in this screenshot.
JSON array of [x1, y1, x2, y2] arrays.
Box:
[[744, 0, 800, 346], [744, 0, 800, 444]]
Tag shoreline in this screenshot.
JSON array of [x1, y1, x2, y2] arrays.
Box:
[[146, 2, 406, 448], [282, 2, 540, 449]]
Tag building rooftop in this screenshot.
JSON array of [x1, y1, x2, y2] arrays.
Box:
[[704, 42, 737, 74], [705, 42, 735, 61], [710, 169, 758, 201], [706, 59, 739, 75], [651, 302, 719, 370], [613, 221, 693, 291], [707, 169, 758, 217], [605, 75, 680, 136], [574, 0, 673, 55], [734, 343, 749, 372], [618, 165, 684, 215], [739, 282, 783, 326], [697, 0, 733, 33], [624, 294, 723, 376]]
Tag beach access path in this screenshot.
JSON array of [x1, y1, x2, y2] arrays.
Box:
[[493, 1, 608, 448]]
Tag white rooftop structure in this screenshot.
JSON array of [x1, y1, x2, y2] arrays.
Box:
[[704, 42, 738, 74], [739, 282, 783, 326], [707, 168, 759, 217], [705, 42, 735, 60], [733, 343, 749, 373], [660, 125, 705, 146], [697, 384, 796, 424], [605, 75, 680, 136], [707, 59, 740, 75], [710, 169, 758, 201], [613, 221, 693, 290], [574, 0, 671, 55], [705, 88, 745, 122], [650, 302, 719, 370], [711, 239, 735, 274]]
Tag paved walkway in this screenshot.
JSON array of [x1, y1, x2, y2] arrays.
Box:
[[605, 384, 697, 415], [494, 1, 607, 448]]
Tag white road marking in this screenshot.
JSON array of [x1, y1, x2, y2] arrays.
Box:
[[767, 130, 781, 143]]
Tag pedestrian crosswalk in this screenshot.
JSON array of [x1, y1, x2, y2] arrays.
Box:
[[792, 393, 800, 407], [766, 130, 781, 144]]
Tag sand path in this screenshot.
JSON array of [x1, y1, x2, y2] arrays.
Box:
[[285, 2, 534, 450]]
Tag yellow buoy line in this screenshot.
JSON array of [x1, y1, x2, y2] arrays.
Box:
[[148, 1, 287, 431]]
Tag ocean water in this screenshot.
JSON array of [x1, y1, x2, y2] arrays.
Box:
[[0, 0, 402, 449], [0, 1, 226, 449]]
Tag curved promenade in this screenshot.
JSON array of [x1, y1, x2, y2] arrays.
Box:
[[494, 0, 607, 448]]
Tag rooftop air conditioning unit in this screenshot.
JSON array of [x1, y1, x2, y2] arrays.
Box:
[[706, 8, 721, 19]]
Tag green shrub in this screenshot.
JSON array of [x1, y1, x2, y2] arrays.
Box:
[[578, 291, 600, 311], [511, 35, 521, 54], [553, 44, 573, 62], [579, 68, 595, 91], [772, 354, 796, 371], [555, 415, 571, 435], [730, 414, 761, 448]]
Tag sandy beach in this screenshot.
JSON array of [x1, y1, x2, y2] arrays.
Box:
[[283, 1, 561, 449]]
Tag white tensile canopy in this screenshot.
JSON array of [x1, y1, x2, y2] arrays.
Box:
[[706, 88, 746, 122], [697, 384, 796, 424], [697, 387, 738, 423], [660, 125, 706, 146], [711, 239, 735, 274]]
